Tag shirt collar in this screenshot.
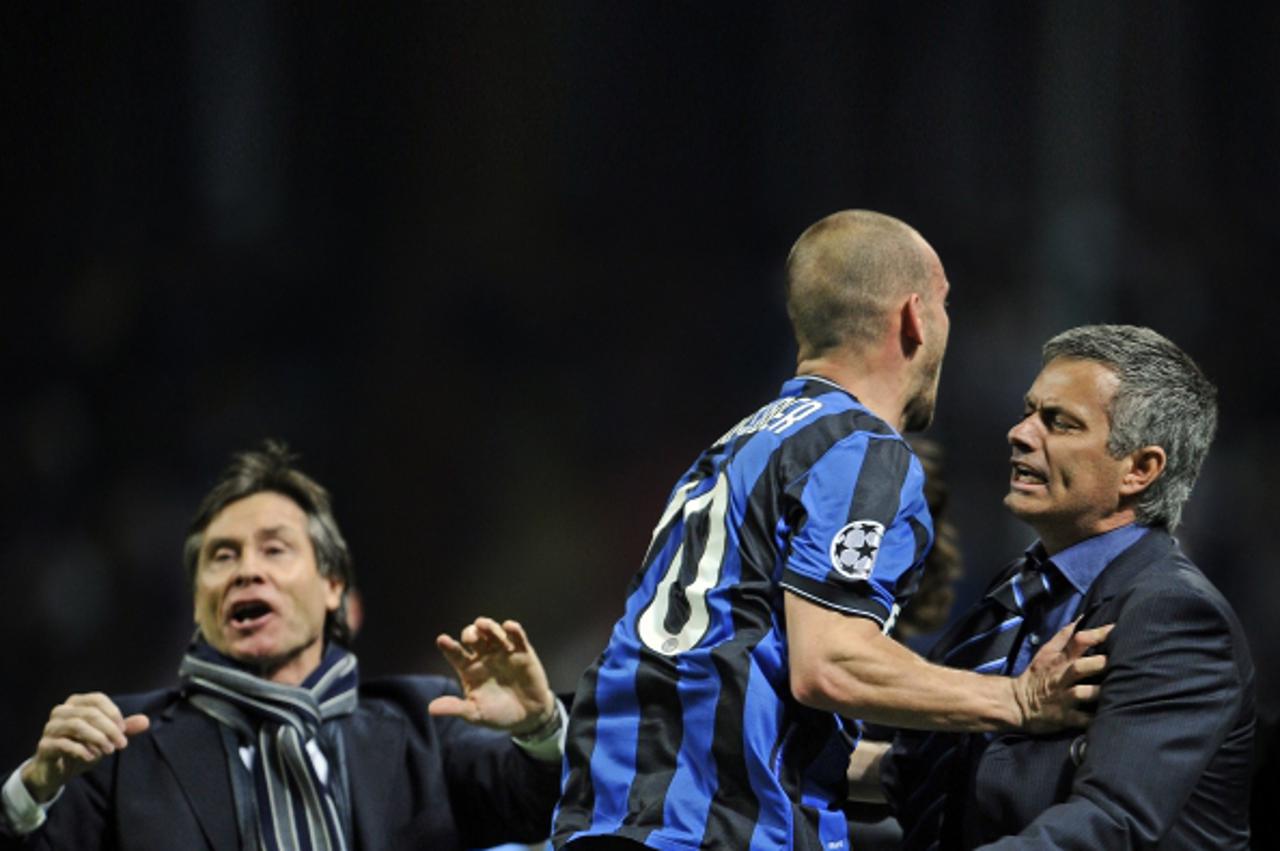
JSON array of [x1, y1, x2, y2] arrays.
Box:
[[1029, 523, 1150, 596], [788, 374, 850, 397]]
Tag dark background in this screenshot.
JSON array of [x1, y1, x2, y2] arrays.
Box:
[[3, 1, 1276, 782]]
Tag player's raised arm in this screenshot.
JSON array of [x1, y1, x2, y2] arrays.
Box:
[[786, 593, 1109, 732]]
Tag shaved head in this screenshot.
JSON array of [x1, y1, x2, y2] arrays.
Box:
[[785, 210, 939, 358]]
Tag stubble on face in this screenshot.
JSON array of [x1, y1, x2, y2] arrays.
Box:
[[901, 288, 948, 432], [902, 343, 944, 432]]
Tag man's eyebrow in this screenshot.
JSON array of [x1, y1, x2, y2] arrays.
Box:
[[1023, 396, 1081, 419], [204, 526, 298, 551], [254, 525, 299, 540], [1038, 401, 1086, 421]]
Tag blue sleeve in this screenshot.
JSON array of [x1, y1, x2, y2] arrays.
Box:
[[780, 434, 932, 624]]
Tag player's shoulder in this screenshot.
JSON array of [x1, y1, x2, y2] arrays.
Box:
[[816, 417, 920, 479], [783, 395, 908, 456]]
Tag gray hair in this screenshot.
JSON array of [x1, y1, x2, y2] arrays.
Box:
[[183, 440, 356, 645], [1042, 325, 1217, 530]]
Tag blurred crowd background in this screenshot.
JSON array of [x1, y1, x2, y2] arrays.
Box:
[[3, 2, 1277, 778]]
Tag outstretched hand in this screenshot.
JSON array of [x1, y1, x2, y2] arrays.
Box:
[[1012, 620, 1113, 734], [21, 693, 151, 803], [428, 617, 557, 737]]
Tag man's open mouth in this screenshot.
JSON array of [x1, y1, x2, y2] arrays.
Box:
[[1011, 461, 1047, 485], [228, 600, 273, 626]]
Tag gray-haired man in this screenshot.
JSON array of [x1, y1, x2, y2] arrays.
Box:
[[870, 325, 1255, 849]]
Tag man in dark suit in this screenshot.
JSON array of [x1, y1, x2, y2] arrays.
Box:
[[1, 442, 565, 850], [854, 324, 1255, 849]]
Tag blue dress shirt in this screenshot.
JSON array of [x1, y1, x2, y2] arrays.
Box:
[[1008, 523, 1149, 676]]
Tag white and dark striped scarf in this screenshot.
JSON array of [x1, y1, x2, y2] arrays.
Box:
[[179, 640, 359, 851]]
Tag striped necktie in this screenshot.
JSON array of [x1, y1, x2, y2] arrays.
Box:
[[943, 554, 1054, 674], [893, 554, 1060, 851]]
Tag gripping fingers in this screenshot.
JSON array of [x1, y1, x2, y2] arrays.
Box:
[[1053, 654, 1107, 690], [1068, 624, 1114, 656], [1062, 707, 1095, 728], [1041, 620, 1079, 656], [1071, 683, 1101, 703], [1068, 653, 1107, 683]]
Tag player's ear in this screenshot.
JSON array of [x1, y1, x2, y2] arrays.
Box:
[[900, 294, 925, 355]]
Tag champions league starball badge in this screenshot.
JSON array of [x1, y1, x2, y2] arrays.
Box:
[[830, 520, 884, 580]]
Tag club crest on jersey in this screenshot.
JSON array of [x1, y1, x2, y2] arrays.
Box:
[[830, 520, 884, 580]]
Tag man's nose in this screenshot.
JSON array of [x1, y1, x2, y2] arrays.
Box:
[[1008, 416, 1036, 451], [230, 553, 266, 586]]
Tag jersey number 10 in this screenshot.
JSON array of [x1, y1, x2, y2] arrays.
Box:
[[636, 472, 732, 656]]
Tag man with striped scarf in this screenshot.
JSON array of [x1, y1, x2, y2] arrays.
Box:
[[2, 442, 565, 850]]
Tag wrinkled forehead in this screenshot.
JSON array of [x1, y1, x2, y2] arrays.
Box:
[[202, 491, 311, 542], [1031, 357, 1120, 412]]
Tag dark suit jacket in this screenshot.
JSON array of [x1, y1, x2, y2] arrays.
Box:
[[886, 528, 1255, 849], [1, 675, 561, 851]]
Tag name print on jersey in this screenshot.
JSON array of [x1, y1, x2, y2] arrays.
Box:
[[715, 395, 824, 447]]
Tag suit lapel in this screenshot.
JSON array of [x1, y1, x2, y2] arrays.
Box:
[[343, 707, 409, 851], [151, 696, 412, 851], [150, 703, 242, 851]]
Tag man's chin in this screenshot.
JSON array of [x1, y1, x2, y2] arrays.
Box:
[[901, 379, 939, 433], [1003, 491, 1049, 524], [225, 637, 323, 684], [900, 387, 935, 432], [219, 638, 294, 673]]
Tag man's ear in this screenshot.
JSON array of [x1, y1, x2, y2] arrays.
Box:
[[325, 577, 346, 613], [900, 293, 926, 356], [1120, 445, 1167, 497]]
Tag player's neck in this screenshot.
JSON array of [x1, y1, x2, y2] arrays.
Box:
[[795, 352, 910, 432]]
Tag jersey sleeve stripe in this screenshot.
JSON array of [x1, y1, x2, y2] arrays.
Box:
[[843, 436, 911, 528], [780, 569, 892, 624]]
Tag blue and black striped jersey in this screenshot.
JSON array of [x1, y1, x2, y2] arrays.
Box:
[[554, 375, 934, 851]]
